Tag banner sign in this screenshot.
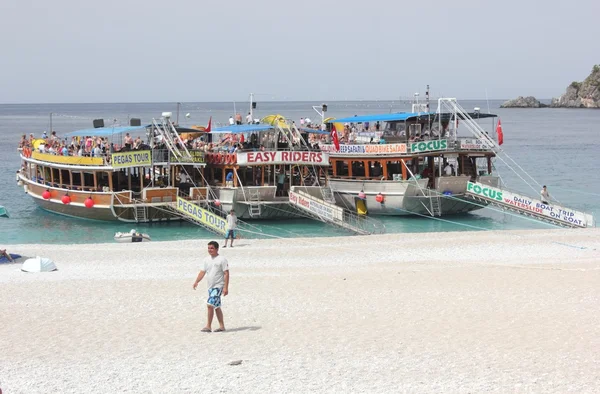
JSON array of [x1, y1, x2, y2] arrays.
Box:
[[466, 182, 591, 227], [172, 150, 205, 164], [176, 197, 227, 235], [236, 151, 329, 166], [289, 191, 343, 221], [320, 143, 407, 155], [460, 138, 491, 150], [111, 150, 152, 168], [409, 139, 448, 153]]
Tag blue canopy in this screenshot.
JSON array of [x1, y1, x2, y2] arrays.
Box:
[[298, 127, 329, 135], [65, 125, 149, 138], [327, 112, 436, 124], [211, 124, 277, 134]]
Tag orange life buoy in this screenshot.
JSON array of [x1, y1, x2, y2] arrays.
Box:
[[231, 153, 237, 164], [217, 153, 224, 164], [23, 147, 31, 158], [375, 193, 385, 203], [226, 154, 233, 164], [206, 153, 212, 164]]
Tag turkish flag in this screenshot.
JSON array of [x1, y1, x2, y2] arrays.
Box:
[[206, 116, 212, 133], [496, 119, 503, 145], [331, 124, 340, 151]]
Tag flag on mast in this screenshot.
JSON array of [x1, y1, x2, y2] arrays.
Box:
[[496, 118, 503, 145], [205, 116, 212, 133], [331, 124, 340, 151]]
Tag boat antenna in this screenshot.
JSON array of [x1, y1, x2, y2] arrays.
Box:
[[49, 112, 53, 134], [485, 89, 491, 114], [426, 84, 430, 131]]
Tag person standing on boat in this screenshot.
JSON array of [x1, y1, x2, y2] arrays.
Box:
[[224, 210, 237, 248], [193, 241, 230, 332], [229, 116, 235, 126], [246, 112, 252, 124], [540, 185, 552, 205]]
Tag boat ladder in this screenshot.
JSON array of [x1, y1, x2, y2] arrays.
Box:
[[429, 191, 442, 217], [320, 186, 336, 203], [248, 189, 262, 217], [134, 205, 147, 222]]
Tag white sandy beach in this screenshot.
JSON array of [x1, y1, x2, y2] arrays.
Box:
[[1, 228, 600, 393]]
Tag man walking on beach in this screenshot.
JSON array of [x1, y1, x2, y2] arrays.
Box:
[[224, 209, 237, 248], [193, 241, 229, 332]]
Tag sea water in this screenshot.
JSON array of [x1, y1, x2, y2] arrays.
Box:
[[1, 100, 598, 244]]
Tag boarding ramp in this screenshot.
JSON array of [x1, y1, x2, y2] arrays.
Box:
[[465, 181, 595, 228], [289, 188, 386, 235]]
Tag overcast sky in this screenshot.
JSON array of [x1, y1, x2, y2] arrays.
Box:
[[1, 0, 598, 103]]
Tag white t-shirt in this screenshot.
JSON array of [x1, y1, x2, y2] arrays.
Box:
[[246, 114, 252, 123], [203, 254, 229, 289], [444, 165, 452, 176], [229, 117, 235, 125], [179, 172, 189, 183], [227, 213, 237, 230]]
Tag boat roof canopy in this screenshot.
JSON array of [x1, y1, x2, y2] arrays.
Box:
[[328, 112, 496, 123], [65, 125, 149, 138], [298, 127, 329, 135], [211, 124, 277, 134]]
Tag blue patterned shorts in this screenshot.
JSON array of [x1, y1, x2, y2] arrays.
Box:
[[207, 287, 223, 308]]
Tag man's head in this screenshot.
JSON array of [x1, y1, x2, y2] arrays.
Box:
[[230, 209, 235, 215], [207, 241, 219, 256], [543, 185, 547, 189]]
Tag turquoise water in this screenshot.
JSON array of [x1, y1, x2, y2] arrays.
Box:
[[1, 100, 598, 244]]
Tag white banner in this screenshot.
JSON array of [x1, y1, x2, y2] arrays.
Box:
[[466, 182, 592, 227], [289, 191, 344, 221], [320, 143, 407, 155], [460, 138, 491, 150], [236, 151, 329, 166]]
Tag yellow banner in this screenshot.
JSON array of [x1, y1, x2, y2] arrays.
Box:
[[176, 197, 227, 235], [111, 150, 152, 168], [32, 151, 104, 166]]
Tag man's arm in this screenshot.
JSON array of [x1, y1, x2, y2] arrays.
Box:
[[223, 270, 229, 296], [193, 270, 206, 290]]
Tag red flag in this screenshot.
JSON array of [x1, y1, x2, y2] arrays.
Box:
[[496, 118, 503, 145], [331, 124, 340, 151], [240, 134, 245, 144], [205, 116, 212, 133]]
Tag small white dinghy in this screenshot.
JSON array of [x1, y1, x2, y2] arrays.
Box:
[[114, 229, 151, 243]]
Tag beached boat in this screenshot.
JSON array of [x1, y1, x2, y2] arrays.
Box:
[[312, 96, 594, 228], [205, 117, 333, 219], [16, 113, 224, 227], [114, 229, 151, 243], [316, 98, 498, 217]]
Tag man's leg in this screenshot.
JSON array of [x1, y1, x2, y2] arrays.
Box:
[[215, 308, 225, 330], [205, 305, 215, 330]]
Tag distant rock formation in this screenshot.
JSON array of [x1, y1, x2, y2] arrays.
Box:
[[551, 65, 600, 108], [500, 96, 547, 108]]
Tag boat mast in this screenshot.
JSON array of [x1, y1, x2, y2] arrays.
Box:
[[249, 92, 254, 121], [49, 112, 53, 135]]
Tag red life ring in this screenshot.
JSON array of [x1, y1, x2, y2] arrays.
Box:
[[230, 153, 237, 164], [375, 193, 385, 203], [206, 153, 212, 164], [217, 153, 223, 164], [23, 147, 31, 157]]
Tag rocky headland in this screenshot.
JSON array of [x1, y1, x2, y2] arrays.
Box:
[[500, 96, 547, 108], [550, 65, 600, 108]]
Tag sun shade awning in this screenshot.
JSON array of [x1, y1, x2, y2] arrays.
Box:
[[65, 125, 149, 138]]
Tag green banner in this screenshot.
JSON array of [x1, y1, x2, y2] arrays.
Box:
[[410, 139, 448, 153]]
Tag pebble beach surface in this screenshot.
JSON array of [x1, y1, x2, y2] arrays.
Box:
[[1, 228, 599, 393]]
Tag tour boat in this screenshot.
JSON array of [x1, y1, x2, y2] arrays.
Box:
[[16, 113, 222, 226]]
